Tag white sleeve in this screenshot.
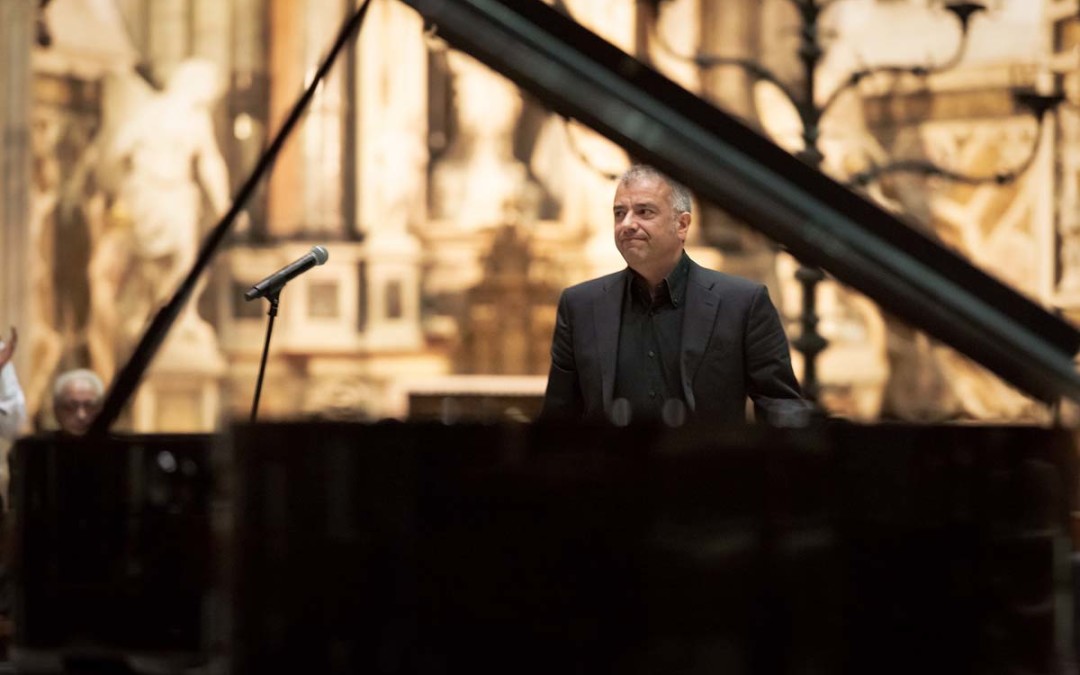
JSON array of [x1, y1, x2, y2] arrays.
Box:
[[0, 361, 27, 440]]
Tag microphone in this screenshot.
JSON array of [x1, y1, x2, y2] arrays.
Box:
[[244, 245, 329, 301]]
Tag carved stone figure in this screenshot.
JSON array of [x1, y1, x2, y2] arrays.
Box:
[[70, 58, 231, 369], [431, 51, 530, 230], [27, 115, 65, 413], [879, 121, 1046, 421], [370, 128, 427, 238]]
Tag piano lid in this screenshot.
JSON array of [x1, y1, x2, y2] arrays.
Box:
[[400, 0, 1080, 405]]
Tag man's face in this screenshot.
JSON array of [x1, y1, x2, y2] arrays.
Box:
[[613, 175, 689, 273], [55, 380, 101, 436]]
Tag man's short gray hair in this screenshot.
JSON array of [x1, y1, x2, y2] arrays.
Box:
[[53, 368, 104, 399], [618, 164, 693, 215]]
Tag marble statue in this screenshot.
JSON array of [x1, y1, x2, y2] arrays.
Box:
[[431, 51, 530, 229], [69, 58, 232, 369], [27, 116, 65, 412], [370, 128, 427, 238]]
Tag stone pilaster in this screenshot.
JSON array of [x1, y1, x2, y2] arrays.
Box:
[[699, 0, 756, 118], [550, 0, 632, 280], [148, 0, 188, 85], [192, 0, 232, 73], [302, 0, 346, 236], [266, 0, 305, 237], [267, 0, 347, 238], [0, 0, 34, 380], [356, 0, 427, 349]]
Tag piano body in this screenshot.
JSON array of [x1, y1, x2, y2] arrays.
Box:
[[13, 422, 1079, 674], [11, 1, 1080, 673]]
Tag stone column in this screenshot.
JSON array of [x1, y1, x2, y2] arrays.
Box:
[[0, 0, 34, 379], [1033, 95, 1056, 303], [1051, 7, 1080, 304], [266, 0, 347, 238], [232, 0, 266, 91], [693, 0, 777, 284], [148, 0, 189, 85], [302, 0, 345, 236], [192, 0, 232, 73], [356, 0, 426, 350], [266, 0, 306, 237], [1056, 105, 1080, 300], [223, 0, 269, 236], [0, 0, 33, 474], [649, 0, 702, 94], [430, 51, 525, 230], [357, 0, 428, 233], [532, 0, 633, 280], [699, 0, 756, 119]]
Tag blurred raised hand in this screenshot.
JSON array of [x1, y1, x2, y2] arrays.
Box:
[[0, 327, 16, 369]]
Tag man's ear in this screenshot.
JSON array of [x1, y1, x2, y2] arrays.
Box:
[[677, 211, 691, 240]]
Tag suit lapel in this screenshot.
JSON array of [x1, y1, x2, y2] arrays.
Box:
[[593, 271, 625, 416], [681, 263, 721, 411]]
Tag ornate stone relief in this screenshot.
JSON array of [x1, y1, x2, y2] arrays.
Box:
[[458, 225, 559, 376], [27, 113, 64, 415], [877, 117, 1047, 420], [430, 51, 532, 231]]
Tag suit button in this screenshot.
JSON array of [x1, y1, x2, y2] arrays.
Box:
[[649, 390, 656, 398], [648, 350, 655, 358]]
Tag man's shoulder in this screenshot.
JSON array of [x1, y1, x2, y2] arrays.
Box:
[[688, 260, 764, 295], [561, 269, 626, 300]]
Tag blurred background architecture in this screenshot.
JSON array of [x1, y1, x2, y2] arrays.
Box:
[[1, 0, 1078, 431]]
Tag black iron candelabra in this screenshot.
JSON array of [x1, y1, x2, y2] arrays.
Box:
[[651, 0, 1062, 405]]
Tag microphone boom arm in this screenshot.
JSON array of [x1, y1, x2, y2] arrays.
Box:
[[244, 245, 329, 301]]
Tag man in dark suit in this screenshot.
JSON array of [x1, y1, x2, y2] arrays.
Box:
[[541, 165, 808, 426]]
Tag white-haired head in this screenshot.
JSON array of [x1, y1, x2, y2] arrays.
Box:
[[618, 164, 693, 215], [166, 58, 223, 106], [53, 369, 104, 436]]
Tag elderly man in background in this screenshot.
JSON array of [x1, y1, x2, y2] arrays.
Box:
[[52, 369, 104, 437]]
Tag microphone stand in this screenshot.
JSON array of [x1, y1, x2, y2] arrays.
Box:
[[87, 0, 373, 435], [250, 289, 281, 422]]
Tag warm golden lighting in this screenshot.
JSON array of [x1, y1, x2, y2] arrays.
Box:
[[233, 113, 253, 140]]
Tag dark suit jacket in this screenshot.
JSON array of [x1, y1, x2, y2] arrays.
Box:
[[541, 257, 807, 425]]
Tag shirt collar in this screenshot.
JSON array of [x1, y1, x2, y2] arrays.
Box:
[[627, 251, 690, 307]]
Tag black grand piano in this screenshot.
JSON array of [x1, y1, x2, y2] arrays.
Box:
[[10, 1, 1080, 674]]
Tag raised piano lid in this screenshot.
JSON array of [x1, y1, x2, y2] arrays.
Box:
[[400, 0, 1080, 406]]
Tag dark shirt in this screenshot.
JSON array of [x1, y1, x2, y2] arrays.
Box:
[[613, 252, 690, 421]]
